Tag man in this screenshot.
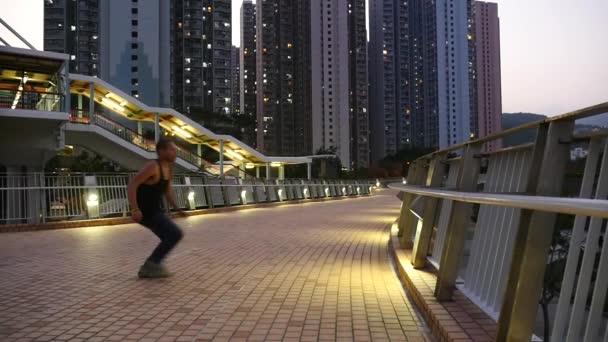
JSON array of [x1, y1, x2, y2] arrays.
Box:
[[127, 137, 184, 278]]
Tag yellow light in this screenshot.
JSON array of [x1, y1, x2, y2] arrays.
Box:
[[467, 34, 472, 40], [470, 133, 475, 138], [187, 192, 195, 201], [88, 194, 98, 202], [245, 163, 255, 169], [287, 43, 292, 48], [270, 162, 281, 167], [224, 149, 244, 161], [172, 126, 192, 139], [101, 97, 125, 112]]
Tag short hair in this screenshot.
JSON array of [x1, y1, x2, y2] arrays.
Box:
[[156, 137, 174, 156]]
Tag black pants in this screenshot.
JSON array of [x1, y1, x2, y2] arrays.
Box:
[[141, 213, 183, 264]]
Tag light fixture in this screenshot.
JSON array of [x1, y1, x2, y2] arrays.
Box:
[[245, 163, 255, 169], [101, 97, 125, 112], [187, 192, 195, 201], [270, 162, 281, 167], [172, 125, 192, 139], [325, 188, 330, 197], [402, 178, 407, 185], [342, 187, 347, 195], [376, 180, 381, 187]]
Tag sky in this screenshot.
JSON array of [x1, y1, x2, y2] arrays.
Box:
[[0, 0, 606, 116]]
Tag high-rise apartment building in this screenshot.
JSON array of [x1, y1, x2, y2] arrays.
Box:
[[369, 0, 474, 162], [45, 0, 170, 107], [231, 46, 240, 115], [369, 0, 411, 161], [436, 0, 472, 148], [311, 0, 369, 169], [44, 0, 100, 76], [171, 0, 232, 117], [99, 0, 171, 107], [240, 0, 256, 121], [239, 0, 257, 147], [256, 0, 312, 156], [45, 0, 231, 115], [473, 1, 502, 151]]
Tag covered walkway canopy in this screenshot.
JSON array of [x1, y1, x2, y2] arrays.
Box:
[[69, 74, 312, 168]]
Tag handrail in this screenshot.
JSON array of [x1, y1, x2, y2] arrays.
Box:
[[417, 101, 608, 160], [388, 183, 608, 219], [69, 111, 219, 169]]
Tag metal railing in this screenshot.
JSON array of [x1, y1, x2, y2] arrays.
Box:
[[68, 111, 225, 172], [0, 89, 63, 112], [391, 102, 608, 342], [0, 172, 375, 225]]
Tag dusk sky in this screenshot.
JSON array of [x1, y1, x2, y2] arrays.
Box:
[[0, 0, 606, 116]]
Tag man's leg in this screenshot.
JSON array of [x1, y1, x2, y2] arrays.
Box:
[[145, 214, 184, 265]]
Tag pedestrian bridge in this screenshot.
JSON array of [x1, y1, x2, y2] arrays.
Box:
[[0, 190, 433, 342]]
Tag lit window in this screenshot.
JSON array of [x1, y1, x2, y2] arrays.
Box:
[[70, 25, 76, 31]]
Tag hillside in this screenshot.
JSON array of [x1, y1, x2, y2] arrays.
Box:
[[501, 113, 546, 147]]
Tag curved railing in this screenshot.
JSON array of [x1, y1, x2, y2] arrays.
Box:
[[391, 102, 608, 341]]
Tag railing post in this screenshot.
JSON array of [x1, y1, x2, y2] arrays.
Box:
[[77, 94, 83, 117], [219, 139, 224, 179], [154, 112, 160, 143], [398, 160, 427, 248], [89, 82, 95, 118], [497, 120, 573, 342], [63, 64, 70, 113], [307, 162, 312, 180], [412, 153, 447, 268], [434, 143, 482, 300]]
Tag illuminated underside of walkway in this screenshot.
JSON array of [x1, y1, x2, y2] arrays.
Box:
[[0, 191, 431, 342]]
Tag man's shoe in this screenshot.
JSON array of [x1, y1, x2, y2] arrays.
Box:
[[138, 261, 172, 278]]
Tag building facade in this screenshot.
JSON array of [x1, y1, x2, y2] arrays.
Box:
[[369, 0, 412, 162], [473, 1, 502, 150], [45, 0, 231, 115], [99, 0, 171, 107], [231, 46, 240, 116], [436, 0, 472, 148], [171, 0, 232, 117], [311, 0, 369, 169], [44, 0, 100, 76], [256, 0, 312, 156], [369, 0, 474, 162], [239, 0, 257, 147]]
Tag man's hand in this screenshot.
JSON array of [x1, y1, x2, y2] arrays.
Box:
[[131, 209, 143, 223]]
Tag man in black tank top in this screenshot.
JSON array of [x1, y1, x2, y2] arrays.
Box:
[[127, 137, 185, 278]]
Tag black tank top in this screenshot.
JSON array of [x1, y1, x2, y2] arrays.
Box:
[[136, 160, 169, 217]]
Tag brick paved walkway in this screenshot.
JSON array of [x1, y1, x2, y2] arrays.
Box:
[[0, 190, 432, 342]]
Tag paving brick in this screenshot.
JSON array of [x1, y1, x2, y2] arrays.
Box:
[[0, 191, 432, 341]]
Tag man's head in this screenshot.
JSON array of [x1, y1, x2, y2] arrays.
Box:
[[156, 137, 177, 162]]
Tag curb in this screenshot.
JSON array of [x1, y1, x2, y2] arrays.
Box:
[[387, 221, 497, 342]]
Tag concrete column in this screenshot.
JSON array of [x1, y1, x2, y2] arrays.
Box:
[[266, 163, 271, 179], [219, 140, 224, 179], [77, 94, 83, 117], [154, 113, 160, 142], [137, 121, 143, 135], [89, 82, 94, 119], [278, 165, 285, 180], [256, 166, 260, 179], [63, 65, 70, 113], [197, 144, 202, 156], [239, 163, 246, 179], [307, 162, 312, 180]]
